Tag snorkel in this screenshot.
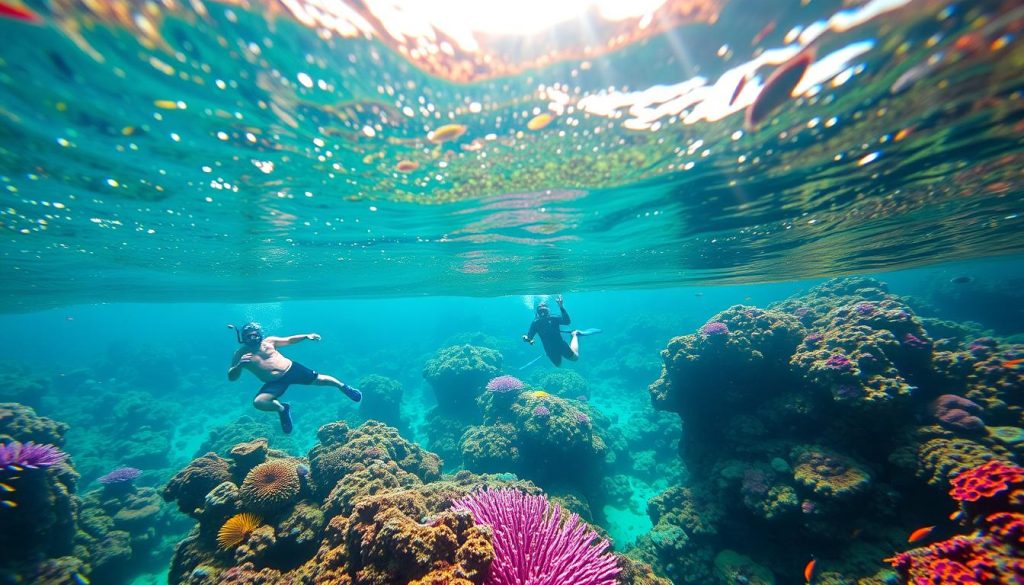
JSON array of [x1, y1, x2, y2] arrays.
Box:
[[227, 322, 263, 347]]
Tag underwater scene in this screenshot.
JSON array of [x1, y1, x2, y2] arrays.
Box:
[[1, 0, 1023, 584]]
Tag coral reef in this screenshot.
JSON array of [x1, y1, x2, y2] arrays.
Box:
[[887, 461, 1024, 584], [640, 277, 1024, 584], [161, 420, 663, 585]]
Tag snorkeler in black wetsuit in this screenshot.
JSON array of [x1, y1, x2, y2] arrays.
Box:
[[522, 295, 581, 367]]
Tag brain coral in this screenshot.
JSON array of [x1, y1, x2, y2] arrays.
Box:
[[239, 460, 300, 514], [791, 446, 871, 500]]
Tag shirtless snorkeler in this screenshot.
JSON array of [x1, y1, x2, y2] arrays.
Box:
[[227, 322, 361, 434]]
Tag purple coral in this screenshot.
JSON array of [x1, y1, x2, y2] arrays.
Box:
[[854, 302, 876, 316], [902, 333, 929, 351], [574, 412, 590, 425], [533, 406, 551, 417], [928, 394, 985, 433], [0, 441, 66, 469], [699, 321, 729, 337], [454, 488, 620, 585], [487, 375, 525, 393], [824, 353, 853, 371], [98, 467, 142, 485]]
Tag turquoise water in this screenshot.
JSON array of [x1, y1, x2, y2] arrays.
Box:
[[0, 0, 1023, 584]]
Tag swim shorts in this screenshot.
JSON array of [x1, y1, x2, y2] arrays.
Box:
[[257, 362, 318, 398]]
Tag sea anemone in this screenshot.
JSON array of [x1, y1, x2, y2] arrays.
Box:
[[486, 375, 525, 393], [454, 488, 620, 585], [217, 512, 263, 549], [98, 467, 142, 485], [239, 460, 301, 512], [0, 441, 66, 469]]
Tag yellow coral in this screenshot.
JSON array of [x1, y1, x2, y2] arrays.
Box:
[[217, 512, 262, 549], [529, 391, 550, 399]]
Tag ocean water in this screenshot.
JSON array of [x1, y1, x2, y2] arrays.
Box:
[[0, 1, 1022, 584]]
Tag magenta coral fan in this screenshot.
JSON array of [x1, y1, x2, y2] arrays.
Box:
[[487, 375, 525, 393], [454, 488, 620, 585], [99, 466, 143, 484], [0, 441, 66, 469]]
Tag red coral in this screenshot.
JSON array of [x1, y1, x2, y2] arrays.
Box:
[[949, 461, 1024, 502], [985, 512, 1024, 544]]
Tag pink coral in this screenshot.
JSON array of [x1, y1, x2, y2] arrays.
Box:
[[454, 488, 620, 585], [928, 394, 985, 433], [949, 460, 1024, 503]]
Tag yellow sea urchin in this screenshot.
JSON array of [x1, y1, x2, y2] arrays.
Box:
[[217, 512, 262, 549], [240, 460, 301, 512]]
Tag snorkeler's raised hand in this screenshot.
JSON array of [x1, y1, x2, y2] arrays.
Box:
[[555, 294, 564, 307], [307, 333, 321, 341]]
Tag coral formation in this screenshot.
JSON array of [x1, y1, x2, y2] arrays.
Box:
[[454, 488, 620, 585], [423, 344, 502, 416], [239, 460, 301, 514], [887, 461, 1024, 585], [217, 512, 263, 549], [929, 394, 986, 433]]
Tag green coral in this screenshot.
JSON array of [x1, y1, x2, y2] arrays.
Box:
[[422, 344, 502, 414], [791, 446, 871, 500], [459, 423, 519, 473]]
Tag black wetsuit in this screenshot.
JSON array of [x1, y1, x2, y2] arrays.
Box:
[[526, 306, 574, 366]]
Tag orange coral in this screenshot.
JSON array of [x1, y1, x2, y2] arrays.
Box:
[[240, 460, 300, 512], [218, 512, 263, 549]]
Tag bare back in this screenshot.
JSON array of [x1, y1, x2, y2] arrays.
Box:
[[232, 338, 294, 382]]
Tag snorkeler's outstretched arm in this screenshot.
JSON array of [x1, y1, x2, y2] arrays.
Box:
[[270, 333, 321, 346]]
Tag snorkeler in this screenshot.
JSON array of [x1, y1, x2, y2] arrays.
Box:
[[522, 295, 598, 367], [227, 322, 361, 434]]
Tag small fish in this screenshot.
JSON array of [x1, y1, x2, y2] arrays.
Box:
[[72, 572, 91, 585], [7, 464, 22, 472], [0, 482, 14, 493], [949, 510, 962, 521], [527, 113, 554, 131], [908, 525, 935, 543], [949, 275, 973, 284], [66, 316, 75, 321], [752, 20, 777, 46], [1005, 358, 1024, 368], [395, 160, 419, 173], [729, 75, 748, 106], [804, 558, 816, 583], [0, 500, 17, 508], [0, 1, 42, 23], [427, 124, 467, 144]]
